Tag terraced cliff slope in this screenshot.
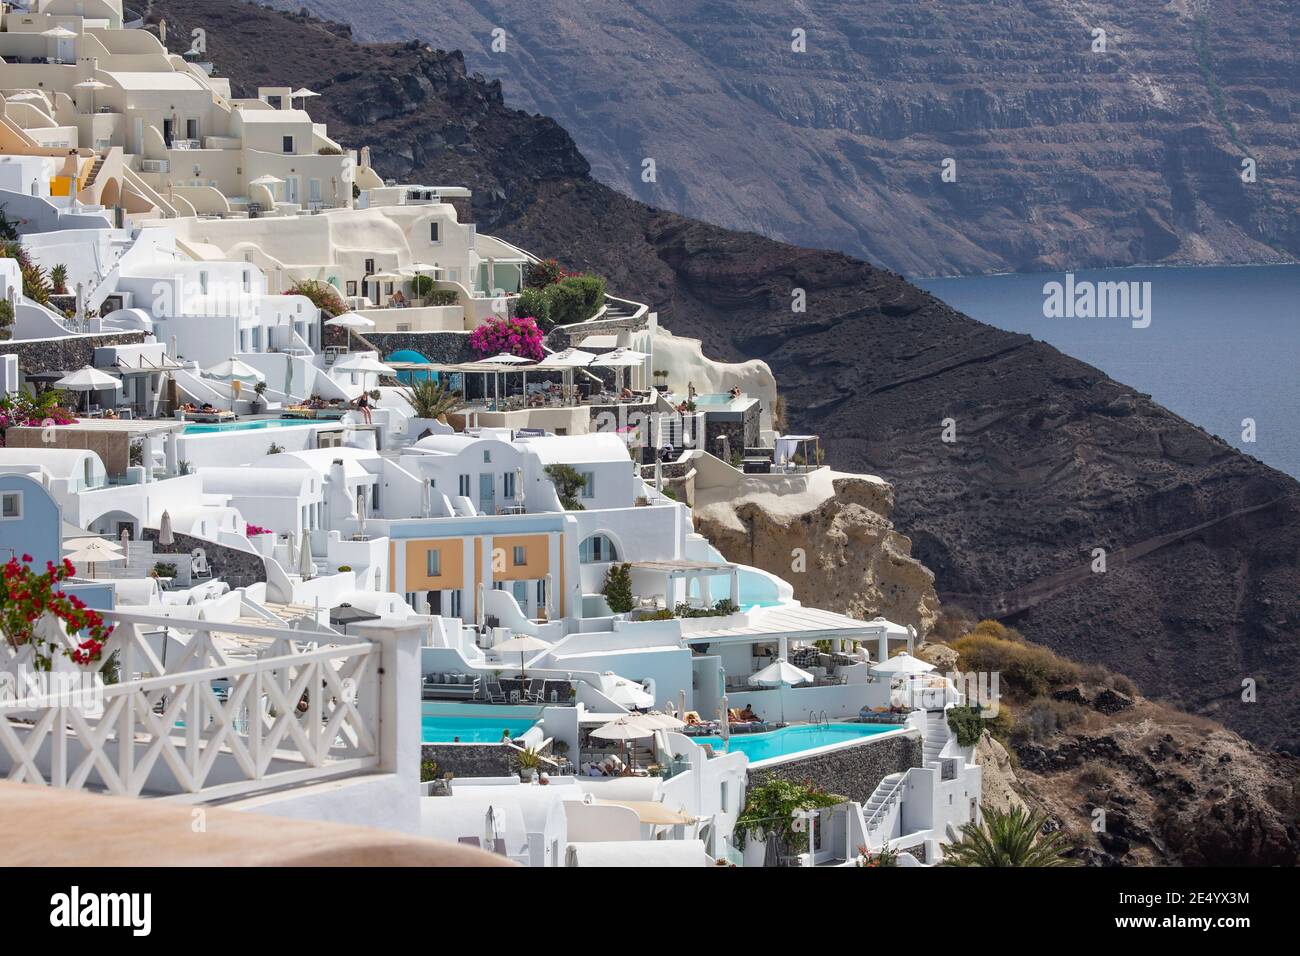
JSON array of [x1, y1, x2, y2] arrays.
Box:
[[276, 0, 1300, 275], [152, 2, 1300, 756]]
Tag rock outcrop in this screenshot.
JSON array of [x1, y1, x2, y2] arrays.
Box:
[[695, 470, 939, 635]]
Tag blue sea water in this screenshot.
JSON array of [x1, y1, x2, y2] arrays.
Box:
[[915, 265, 1300, 480]]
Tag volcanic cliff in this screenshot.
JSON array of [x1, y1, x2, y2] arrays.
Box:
[[271, 0, 1300, 276], [150, 2, 1300, 758]]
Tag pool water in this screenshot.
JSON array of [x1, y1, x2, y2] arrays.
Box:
[[421, 713, 539, 743], [182, 419, 318, 434], [693, 723, 897, 762]]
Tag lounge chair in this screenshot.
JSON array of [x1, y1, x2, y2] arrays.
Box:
[[486, 681, 506, 704]]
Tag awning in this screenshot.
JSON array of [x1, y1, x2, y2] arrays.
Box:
[[592, 799, 696, 826]]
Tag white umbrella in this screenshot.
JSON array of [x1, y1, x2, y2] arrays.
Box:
[[64, 539, 125, 578], [74, 77, 108, 114], [249, 174, 283, 186], [332, 355, 394, 375], [159, 510, 174, 546], [536, 348, 596, 368], [54, 366, 121, 412], [493, 633, 549, 681], [870, 652, 935, 676], [63, 535, 122, 554], [480, 352, 533, 366], [633, 711, 686, 731], [42, 26, 77, 38], [591, 715, 655, 773], [748, 659, 814, 687], [205, 357, 264, 383], [324, 312, 375, 329], [587, 348, 649, 367], [602, 672, 655, 709], [291, 88, 320, 100], [54, 366, 121, 390]]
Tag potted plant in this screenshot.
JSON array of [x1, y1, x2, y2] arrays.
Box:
[[516, 747, 543, 782], [50, 263, 68, 296], [653, 369, 669, 392], [252, 379, 267, 410]]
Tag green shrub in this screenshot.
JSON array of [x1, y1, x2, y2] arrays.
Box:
[[946, 705, 986, 747], [602, 563, 634, 614], [419, 758, 440, 782], [411, 274, 436, 298], [544, 463, 587, 510], [0, 299, 12, 341], [514, 286, 551, 328], [950, 631, 1079, 698], [735, 779, 845, 852]]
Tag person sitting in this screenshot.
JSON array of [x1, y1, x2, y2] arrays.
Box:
[[102, 407, 119, 420], [354, 391, 372, 424], [738, 704, 759, 722], [729, 385, 742, 400], [683, 710, 703, 726], [620, 386, 634, 400], [390, 290, 407, 308]]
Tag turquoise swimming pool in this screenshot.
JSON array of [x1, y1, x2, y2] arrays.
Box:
[[421, 713, 540, 743], [183, 419, 318, 434], [693, 723, 897, 763]]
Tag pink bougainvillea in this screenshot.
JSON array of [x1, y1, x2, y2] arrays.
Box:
[[469, 315, 545, 362], [245, 524, 272, 537]]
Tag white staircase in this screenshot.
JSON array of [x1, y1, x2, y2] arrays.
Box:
[[862, 772, 906, 846], [923, 710, 949, 765]]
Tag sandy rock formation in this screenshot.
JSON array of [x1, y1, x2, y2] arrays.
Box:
[[695, 469, 938, 635]]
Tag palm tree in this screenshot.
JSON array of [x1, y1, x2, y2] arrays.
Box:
[[401, 377, 461, 420], [941, 805, 1079, 867]]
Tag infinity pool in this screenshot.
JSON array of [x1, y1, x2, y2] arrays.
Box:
[[693, 722, 898, 763], [183, 419, 318, 434], [421, 713, 540, 743]]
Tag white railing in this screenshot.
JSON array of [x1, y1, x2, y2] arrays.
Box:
[[864, 772, 906, 836], [0, 610, 382, 801]]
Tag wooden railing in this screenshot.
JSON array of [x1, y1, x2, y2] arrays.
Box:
[[1, 611, 383, 801]]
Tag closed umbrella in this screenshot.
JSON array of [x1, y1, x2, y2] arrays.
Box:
[[159, 510, 174, 546], [492, 633, 549, 682], [297, 532, 315, 580]]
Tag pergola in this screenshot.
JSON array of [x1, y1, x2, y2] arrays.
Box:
[[626, 558, 740, 610]]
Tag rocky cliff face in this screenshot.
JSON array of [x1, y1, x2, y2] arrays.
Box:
[[275, 0, 1299, 276], [695, 472, 940, 634], [153, 1, 1300, 757]]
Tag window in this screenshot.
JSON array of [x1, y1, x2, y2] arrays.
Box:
[[483, 450, 492, 464], [429, 221, 440, 243], [581, 471, 595, 499], [186, 118, 198, 141], [198, 271, 208, 294], [458, 474, 471, 497], [512, 545, 525, 566], [426, 549, 441, 577], [364, 259, 375, 275], [579, 534, 617, 563], [0, 491, 21, 519], [282, 135, 294, 153], [449, 589, 462, 617], [346, 280, 357, 296], [502, 471, 515, 499], [242, 269, 251, 293]]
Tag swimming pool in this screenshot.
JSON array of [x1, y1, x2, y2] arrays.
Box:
[[421, 713, 540, 743], [693, 723, 898, 763], [182, 419, 318, 434]]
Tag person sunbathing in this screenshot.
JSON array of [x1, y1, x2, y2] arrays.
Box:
[[738, 704, 759, 722]]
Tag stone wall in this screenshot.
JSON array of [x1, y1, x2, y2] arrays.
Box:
[[421, 742, 521, 779], [0, 331, 147, 374], [365, 330, 478, 365], [747, 731, 921, 804], [140, 528, 267, 588]]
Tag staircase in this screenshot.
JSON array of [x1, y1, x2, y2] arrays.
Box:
[[85, 153, 107, 189], [862, 772, 906, 845], [923, 710, 949, 765]]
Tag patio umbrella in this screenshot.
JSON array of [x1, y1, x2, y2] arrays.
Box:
[[324, 312, 375, 328], [291, 88, 320, 100], [748, 659, 814, 687], [479, 352, 533, 410], [64, 539, 125, 578], [73, 77, 108, 113], [204, 357, 264, 383], [869, 652, 935, 677], [602, 672, 655, 709], [492, 633, 549, 682], [590, 715, 655, 772], [329, 602, 380, 634], [332, 355, 394, 375], [537, 348, 595, 406], [248, 174, 282, 204], [633, 710, 686, 731], [159, 510, 174, 546], [53, 366, 121, 412]]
